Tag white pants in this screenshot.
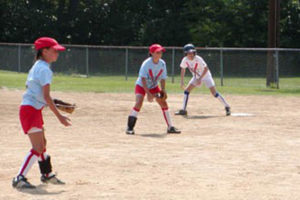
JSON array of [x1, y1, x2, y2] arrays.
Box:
[[188, 76, 215, 88]]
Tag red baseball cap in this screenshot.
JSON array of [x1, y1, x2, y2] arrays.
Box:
[[34, 37, 66, 51], [149, 44, 166, 54]]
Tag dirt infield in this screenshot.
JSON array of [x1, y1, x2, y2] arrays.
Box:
[[0, 89, 300, 200]]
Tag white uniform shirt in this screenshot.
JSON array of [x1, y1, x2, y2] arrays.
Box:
[[180, 55, 211, 79], [21, 60, 53, 109]]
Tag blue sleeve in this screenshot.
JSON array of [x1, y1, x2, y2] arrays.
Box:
[[139, 62, 148, 78], [39, 68, 53, 86]]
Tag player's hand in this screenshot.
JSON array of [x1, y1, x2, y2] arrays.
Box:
[[147, 92, 154, 102], [196, 78, 202, 85], [58, 114, 72, 126]]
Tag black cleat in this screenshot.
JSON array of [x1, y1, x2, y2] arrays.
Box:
[[175, 109, 187, 116], [126, 127, 135, 135], [41, 174, 65, 185], [225, 107, 231, 116], [12, 175, 36, 189], [167, 126, 181, 134]]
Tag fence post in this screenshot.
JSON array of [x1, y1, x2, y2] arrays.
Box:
[[275, 49, 279, 89], [18, 45, 21, 73], [85, 47, 89, 78], [220, 48, 224, 86], [125, 48, 128, 81], [171, 48, 175, 83]]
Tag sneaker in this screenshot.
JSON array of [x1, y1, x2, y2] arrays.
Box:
[[41, 174, 65, 185], [126, 127, 135, 135], [175, 110, 187, 116], [167, 126, 181, 134], [12, 175, 36, 189], [225, 107, 231, 116]]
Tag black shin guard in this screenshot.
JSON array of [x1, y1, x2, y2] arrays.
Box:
[[127, 116, 137, 129], [38, 156, 52, 175]]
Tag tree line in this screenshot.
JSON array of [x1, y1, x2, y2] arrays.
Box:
[[0, 0, 299, 47]]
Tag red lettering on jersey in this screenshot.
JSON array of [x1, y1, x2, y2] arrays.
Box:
[[149, 69, 164, 83], [186, 61, 200, 77]]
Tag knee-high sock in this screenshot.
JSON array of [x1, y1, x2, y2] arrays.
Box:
[[38, 149, 54, 177], [182, 91, 190, 111], [38, 149, 48, 162], [17, 149, 40, 177], [162, 108, 173, 128], [129, 107, 140, 118], [215, 92, 230, 107]]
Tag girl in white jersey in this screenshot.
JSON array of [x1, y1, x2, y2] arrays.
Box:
[[175, 44, 231, 116], [12, 37, 71, 189], [126, 44, 180, 135]]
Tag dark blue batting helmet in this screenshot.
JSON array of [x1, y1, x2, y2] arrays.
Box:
[[183, 44, 196, 53]]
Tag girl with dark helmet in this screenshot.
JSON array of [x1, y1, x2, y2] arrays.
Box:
[[175, 44, 231, 116]]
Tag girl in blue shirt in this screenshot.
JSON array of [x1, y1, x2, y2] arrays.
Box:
[[12, 37, 71, 189], [126, 44, 180, 135]]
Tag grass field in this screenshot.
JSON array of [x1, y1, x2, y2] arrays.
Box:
[[1, 70, 300, 95]]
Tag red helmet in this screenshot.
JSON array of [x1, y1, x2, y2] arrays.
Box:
[[34, 37, 65, 51], [149, 44, 166, 54]]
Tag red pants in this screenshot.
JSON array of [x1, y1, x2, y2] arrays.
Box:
[[135, 84, 160, 96], [19, 105, 44, 134]]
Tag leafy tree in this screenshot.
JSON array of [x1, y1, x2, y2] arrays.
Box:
[[0, 0, 299, 47]]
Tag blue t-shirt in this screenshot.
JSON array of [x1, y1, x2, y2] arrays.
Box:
[[21, 60, 53, 109], [136, 57, 167, 89]]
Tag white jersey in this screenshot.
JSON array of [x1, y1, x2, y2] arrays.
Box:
[[180, 55, 211, 79], [22, 60, 53, 109]]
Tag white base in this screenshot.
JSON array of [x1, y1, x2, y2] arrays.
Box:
[[231, 113, 254, 117]]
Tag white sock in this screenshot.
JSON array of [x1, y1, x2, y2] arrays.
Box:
[[162, 108, 173, 128], [130, 107, 140, 117], [215, 92, 230, 108], [17, 149, 39, 177], [38, 151, 48, 162]]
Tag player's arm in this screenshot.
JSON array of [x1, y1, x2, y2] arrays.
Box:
[[141, 77, 150, 94], [43, 84, 71, 126], [199, 66, 208, 81], [180, 68, 186, 89], [160, 79, 166, 92], [198, 58, 209, 81], [141, 77, 154, 102], [139, 63, 152, 97]]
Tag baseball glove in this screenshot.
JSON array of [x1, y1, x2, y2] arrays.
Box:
[[53, 98, 76, 114], [155, 90, 168, 102]]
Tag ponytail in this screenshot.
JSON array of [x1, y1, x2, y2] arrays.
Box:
[[35, 49, 42, 61], [34, 47, 49, 61]]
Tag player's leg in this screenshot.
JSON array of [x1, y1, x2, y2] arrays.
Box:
[[126, 94, 144, 134], [202, 76, 231, 116], [175, 78, 197, 115], [12, 129, 44, 189], [182, 84, 195, 112], [156, 98, 181, 134], [38, 133, 64, 185], [209, 86, 231, 116]]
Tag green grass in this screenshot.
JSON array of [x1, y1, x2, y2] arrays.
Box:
[[1, 70, 300, 95]]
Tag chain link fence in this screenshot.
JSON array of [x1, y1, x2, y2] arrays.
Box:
[[0, 43, 299, 88]]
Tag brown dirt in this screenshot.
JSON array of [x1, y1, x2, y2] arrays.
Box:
[[0, 89, 300, 200]]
